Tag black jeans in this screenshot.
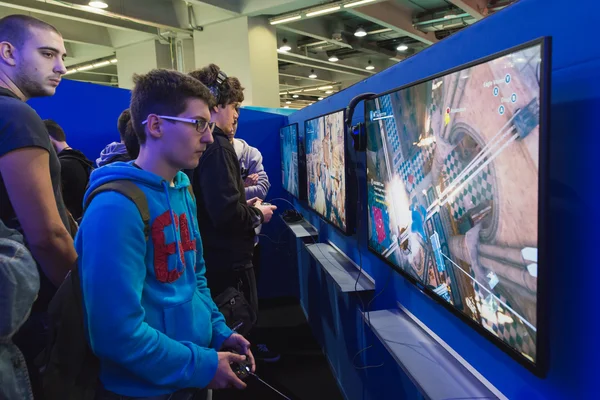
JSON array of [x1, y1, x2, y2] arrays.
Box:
[[95, 386, 208, 400]]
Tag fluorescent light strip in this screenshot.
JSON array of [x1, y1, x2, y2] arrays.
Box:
[[344, 0, 376, 8], [77, 65, 94, 71], [270, 15, 301, 25], [306, 6, 340, 17], [110, 58, 118, 63], [318, 85, 333, 90], [92, 61, 110, 68]]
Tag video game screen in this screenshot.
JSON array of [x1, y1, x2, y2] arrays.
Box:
[[305, 110, 348, 232], [366, 41, 545, 366], [280, 123, 299, 198]]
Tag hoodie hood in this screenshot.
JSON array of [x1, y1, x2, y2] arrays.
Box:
[[85, 162, 199, 273], [96, 142, 129, 167]]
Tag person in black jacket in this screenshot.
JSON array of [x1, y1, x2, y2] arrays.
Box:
[[44, 119, 94, 221], [189, 64, 279, 362]]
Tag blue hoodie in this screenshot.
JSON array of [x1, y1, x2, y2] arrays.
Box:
[[76, 162, 233, 397]]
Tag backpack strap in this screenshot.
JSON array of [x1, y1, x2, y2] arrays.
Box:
[[84, 180, 150, 241]]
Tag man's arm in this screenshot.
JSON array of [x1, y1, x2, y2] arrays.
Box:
[[244, 146, 270, 201], [0, 147, 76, 286], [197, 148, 263, 230], [81, 192, 219, 389]]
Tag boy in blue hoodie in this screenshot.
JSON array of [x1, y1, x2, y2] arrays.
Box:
[[77, 69, 254, 400]]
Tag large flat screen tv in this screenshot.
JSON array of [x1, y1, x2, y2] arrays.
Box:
[[305, 109, 351, 234], [280, 123, 302, 198], [365, 38, 550, 375]]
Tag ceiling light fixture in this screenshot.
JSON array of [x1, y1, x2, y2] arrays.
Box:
[[328, 55, 339, 62], [279, 38, 292, 52], [366, 60, 375, 70], [354, 27, 367, 37], [397, 44, 408, 51], [304, 88, 319, 92], [88, 1, 108, 9], [286, 101, 292, 104], [284, 106, 290, 108], [65, 69, 77, 75], [344, 0, 376, 8], [110, 58, 118, 63], [309, 69, 317, 79], [293, 94, 299, 98], [92, 61, 111, 68], [325, 90, 334, 94], [318, 85, 333, 90], [318, 97, 324, 100], [444, 13, 458, 19], [270, 15, 302, 25], [306, 6, 341, 17], [77, 65, 94, 71]]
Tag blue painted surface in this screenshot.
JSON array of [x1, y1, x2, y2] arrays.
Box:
[[24, 1, 600, 395], [287, 0, 600, 398]]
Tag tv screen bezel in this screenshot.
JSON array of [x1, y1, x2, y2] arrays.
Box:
[[279, 122, 301, 199], [304, 108, 352, 235], [363, 37, 551, 377]]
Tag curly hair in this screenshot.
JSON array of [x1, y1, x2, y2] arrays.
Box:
[[43, 119, 66, 142], [189, 64, 244, 107], [129, 69, 216, 145], [117, 109, 139, 158]]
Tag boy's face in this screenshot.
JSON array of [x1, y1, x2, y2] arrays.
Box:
[[162, 98, 213, 170], [213, 102, 239, 135], [9, 27, 67, 98]]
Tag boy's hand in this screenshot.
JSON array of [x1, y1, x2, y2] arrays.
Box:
[[208, 352, 248, 389], [222, 333, 256, 373], [244, 174, 259, 187]]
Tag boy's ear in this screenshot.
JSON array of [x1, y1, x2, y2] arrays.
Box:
[[145, 114, 162, 139]]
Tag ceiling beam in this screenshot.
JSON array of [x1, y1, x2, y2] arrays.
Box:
[[279, 72, 334, 84], [0, 6, 115, 48], [0, 0, 161, 34], [446, 0, 489, 20], [277, 18, 352, 49], [345, 2, 438, 45], [279, 51, 373, 75], [185, 0, 242, 14]]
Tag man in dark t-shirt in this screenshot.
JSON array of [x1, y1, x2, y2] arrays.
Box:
[[0, 14, 77, 397]]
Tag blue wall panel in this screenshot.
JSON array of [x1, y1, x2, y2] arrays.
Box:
[[287, 0, 600, 398], [28, 79, 131, 162]]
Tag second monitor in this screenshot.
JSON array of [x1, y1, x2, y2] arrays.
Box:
[[304, 109, 351, 234]]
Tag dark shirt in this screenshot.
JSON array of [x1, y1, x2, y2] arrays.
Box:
[[0, 87, 72, 310], [193, 127, 263, 269], [57, 148, 94, 220]]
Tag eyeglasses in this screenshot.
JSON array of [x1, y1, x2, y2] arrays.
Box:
[[142, 115, 215, 134]]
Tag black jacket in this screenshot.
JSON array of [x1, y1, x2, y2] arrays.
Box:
[[193, 128, 263, 268], [57, 148, 94, 220]]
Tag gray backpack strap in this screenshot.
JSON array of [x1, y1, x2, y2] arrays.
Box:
[[83, 180, 150, 241]]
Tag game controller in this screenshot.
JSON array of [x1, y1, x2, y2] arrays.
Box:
[[283, 209, 303, 222], [228, 351, 252, 380]]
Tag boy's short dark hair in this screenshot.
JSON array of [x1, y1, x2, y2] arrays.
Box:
[[189, 64, 244, 107], [117, 109, 140, 158], [0, 14, 61, 47], [129, 69, 216, 145], [44, 119, 66, 142]]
